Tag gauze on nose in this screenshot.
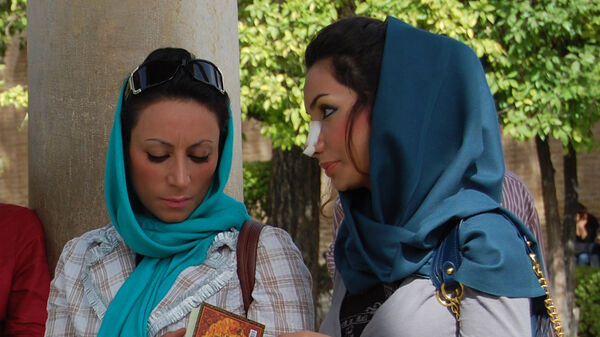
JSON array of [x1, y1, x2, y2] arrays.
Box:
[[302, 121, 322, 156]]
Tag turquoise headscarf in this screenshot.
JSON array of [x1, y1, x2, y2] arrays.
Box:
[[99, 81, 249, 336], [335, 17, 545, 298]]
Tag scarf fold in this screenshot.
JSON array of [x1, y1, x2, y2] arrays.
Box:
[[335, 17, 544, 298], [99, 82, 249, 336]]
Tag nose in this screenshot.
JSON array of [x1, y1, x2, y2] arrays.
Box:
[[302, 120, 322, 157], [167, 157, 191, 188], [312, 133, 324, 156]]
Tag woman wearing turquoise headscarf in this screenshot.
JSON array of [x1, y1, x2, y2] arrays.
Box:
[[283, 17, 556, 337], [45, 48, 313, 337]]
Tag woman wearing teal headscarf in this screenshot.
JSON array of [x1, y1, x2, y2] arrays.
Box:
[[45, 48, 313, 337], [283, 17, 553, 337]]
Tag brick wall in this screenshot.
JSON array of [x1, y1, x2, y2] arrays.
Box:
[[0, 40, 28, 206], [575, 124, 600, 216], [502, 123, 600, 227], [241, 117, 272, 162]]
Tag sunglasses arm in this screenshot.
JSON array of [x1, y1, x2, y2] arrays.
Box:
[[128, 66, 142, 95]]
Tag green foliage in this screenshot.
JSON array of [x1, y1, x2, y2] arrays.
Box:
[[0, 0, 28, 108], [237, 0, 499, 149], [242, 160, 271, 221], [0, 0, 28, 110], [575, 266, 600, 337], [239, 0, 600, 155], [0, 0, 27, 177], [0, 81, 27, 108], [481, 0, 600, 152], [0, 0, 26, 57], [239, 0, 341, 149]]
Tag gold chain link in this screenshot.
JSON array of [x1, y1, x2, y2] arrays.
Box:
[[436, 248, 565, 337], [528, 251, 565, 337], [436, 282, 465, 327]]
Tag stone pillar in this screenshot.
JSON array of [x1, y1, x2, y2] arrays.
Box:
[[27, 1, 242, 272]]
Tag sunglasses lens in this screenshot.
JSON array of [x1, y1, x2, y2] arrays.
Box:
[[131, 60, 180, 92], [189, 61, 224, 92], [129, 59, 226, 96]]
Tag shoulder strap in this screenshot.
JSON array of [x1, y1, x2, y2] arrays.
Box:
[[237, 219, 266, 313], [431, 219, 463, 290], [431, 219, 464, 325]]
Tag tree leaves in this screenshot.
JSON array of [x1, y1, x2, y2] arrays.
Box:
[[239, 0, 338, 149], [239, 0, 600, 153], [486, 0, 600, 152], [0, 0, 28, 111], [0, 0, 26, 57], [0, 82, 27, 108]]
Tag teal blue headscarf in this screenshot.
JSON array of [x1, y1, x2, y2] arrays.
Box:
[[335, 17, 545, 298], [99, 81, 249, 336]]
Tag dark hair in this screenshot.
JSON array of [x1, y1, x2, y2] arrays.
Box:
[[305, 17, 386, 173], [578, 203, 588, 215], [121, 47, 230, 158]]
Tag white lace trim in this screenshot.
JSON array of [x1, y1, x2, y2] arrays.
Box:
[[81, 225, 123, 319], [147, 230, 238, 336]]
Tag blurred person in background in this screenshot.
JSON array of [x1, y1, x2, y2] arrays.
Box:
[[575, 203, 600, 267], [0, 203, 51, 336]]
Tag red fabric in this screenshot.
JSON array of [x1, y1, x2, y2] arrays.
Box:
[[0, 204, 50, 337]]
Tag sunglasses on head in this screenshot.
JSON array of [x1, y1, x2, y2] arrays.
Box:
[[127, 58, 226, 96]]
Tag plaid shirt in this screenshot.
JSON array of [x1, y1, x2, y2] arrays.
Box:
[[45, 225, 313, 337]]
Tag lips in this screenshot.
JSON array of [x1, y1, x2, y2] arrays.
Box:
[[162, 197, 191, 208], [320, 161, 339, 177]]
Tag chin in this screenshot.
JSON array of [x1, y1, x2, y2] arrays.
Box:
[[333, 182, 355, 193], [155, 212, 191, 224], [334, 179, 370, 192], [335, 184, 351, 192], [331, 168, 370, 191]]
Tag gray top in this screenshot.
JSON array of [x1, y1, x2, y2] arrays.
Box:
[[320, 272, 531, 337]]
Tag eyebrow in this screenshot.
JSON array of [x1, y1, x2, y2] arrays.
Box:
[[143, 138, 214, 148], [309, 94, 328, 110]]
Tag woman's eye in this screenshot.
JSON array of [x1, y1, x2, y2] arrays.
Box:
[[189, 155, 209, 163], [321, 105, 337, 120], [147, 153, 169, 163]]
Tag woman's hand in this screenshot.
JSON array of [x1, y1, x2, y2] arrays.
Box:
[[160, 328, 186, 337], [279, 332, 330, 337]]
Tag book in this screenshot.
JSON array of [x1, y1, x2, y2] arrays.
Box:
[[184, 302, 265, 337]]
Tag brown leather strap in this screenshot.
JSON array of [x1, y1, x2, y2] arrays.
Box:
[[237, 219, 265, 313]]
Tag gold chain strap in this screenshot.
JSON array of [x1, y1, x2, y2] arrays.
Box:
[[528, 248, 565, 337], [436, 246, 564, 337], [436, 282, 465, 326]]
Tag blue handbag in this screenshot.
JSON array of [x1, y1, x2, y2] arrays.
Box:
[[431, 219, 564, 337]]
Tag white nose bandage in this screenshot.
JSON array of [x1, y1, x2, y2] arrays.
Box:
[[302, 121, 322, 156]]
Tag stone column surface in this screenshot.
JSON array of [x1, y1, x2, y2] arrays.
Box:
[[27, 0, 242, 272]]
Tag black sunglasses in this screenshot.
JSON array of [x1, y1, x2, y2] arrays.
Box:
[[127, 58, 226, 96]]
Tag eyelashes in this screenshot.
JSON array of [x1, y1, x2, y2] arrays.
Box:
[[189, 155, 209, 163], [146, 153, 209, 163], [147, 154, 169, 163], [320, 104, 337, 120]]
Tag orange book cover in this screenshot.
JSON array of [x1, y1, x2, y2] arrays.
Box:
[[185, 302, 265, 337]]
